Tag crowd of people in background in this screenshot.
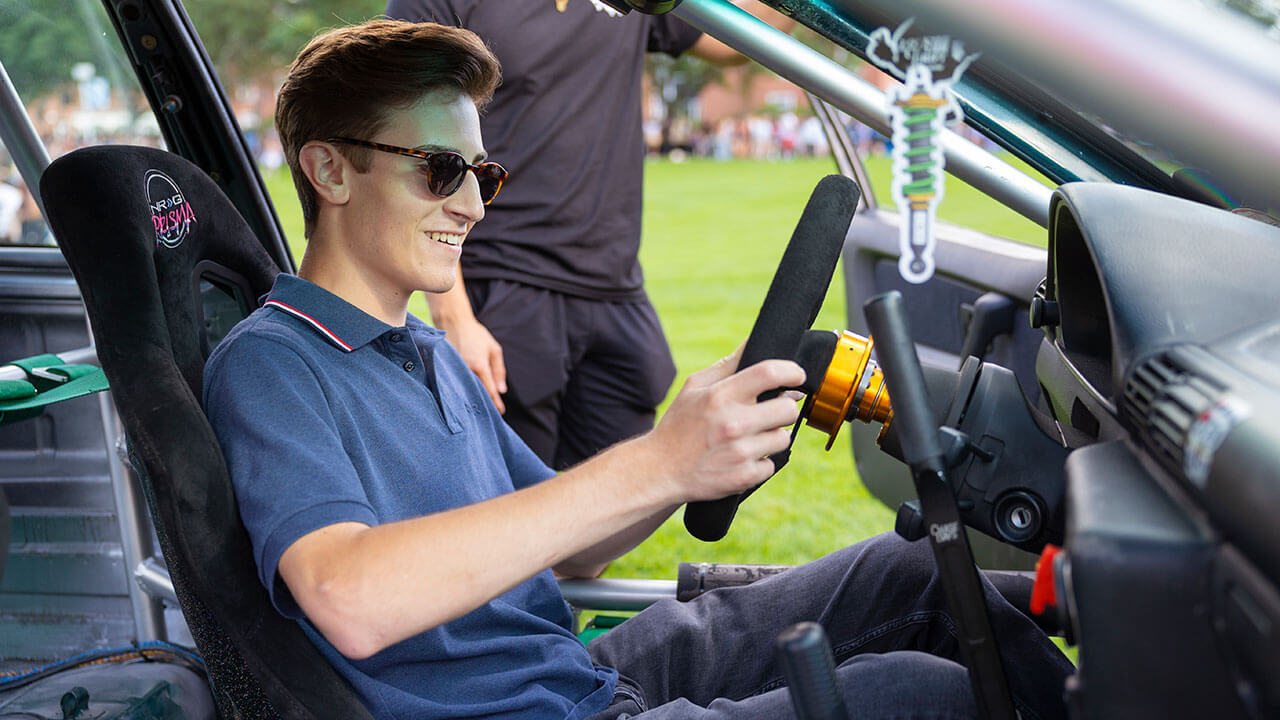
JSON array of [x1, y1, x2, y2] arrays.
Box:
[[2, 102, 898, 245], [646, 110, 860, 162], [0, 164, 51, 247], [3, 75, 1005, 247], [646, 107, 999, 163], [2, 98, 881, 246], [0, 91, 163, 246]]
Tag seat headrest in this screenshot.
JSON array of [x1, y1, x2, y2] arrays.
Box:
[[43, 145, 276, 273], [41, 145, 280, 394]]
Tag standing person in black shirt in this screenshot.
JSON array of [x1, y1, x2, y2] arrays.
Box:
[[386, 0, 791, 472]]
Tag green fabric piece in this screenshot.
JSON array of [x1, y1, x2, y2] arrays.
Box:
[[9, 353, 62, 375], [0, 356, 110, 426], [576, 614, 628, 646], [0, 379, 37, 401], [9, 354, 99, 391]]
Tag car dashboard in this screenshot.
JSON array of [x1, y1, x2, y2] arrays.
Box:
[[1034, 182, 1280, 717]]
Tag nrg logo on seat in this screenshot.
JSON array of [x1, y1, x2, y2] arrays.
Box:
[[145, 169, 198, 248]]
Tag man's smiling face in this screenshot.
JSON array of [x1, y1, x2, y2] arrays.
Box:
[[340, 90, 489, 298]]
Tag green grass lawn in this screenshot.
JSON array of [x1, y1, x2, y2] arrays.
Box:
[[264, 154, 1045, 578]]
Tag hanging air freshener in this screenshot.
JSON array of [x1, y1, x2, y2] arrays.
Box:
[[867, 19, 979, 284]]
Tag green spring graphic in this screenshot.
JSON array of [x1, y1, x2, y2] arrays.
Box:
[[901, 103, 938, 197]]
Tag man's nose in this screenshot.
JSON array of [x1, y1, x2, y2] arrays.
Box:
[[445, 170, 485, 223]]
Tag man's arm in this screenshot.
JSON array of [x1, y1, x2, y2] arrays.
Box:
[[686, 1, 796, 66], [277, 350, 804, 660], [553, 384, 809, 578], [552, 502, 677, 579], [426, 266, 507, 413]]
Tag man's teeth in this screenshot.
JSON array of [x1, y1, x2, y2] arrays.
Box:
[[429, 232, 462, 246]]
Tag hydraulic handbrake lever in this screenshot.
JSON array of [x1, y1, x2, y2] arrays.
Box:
[[777, 622, 850, 720], [863, 291, 1017, 720]]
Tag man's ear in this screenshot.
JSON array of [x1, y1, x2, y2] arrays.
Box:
[[299, 141, 351, 207]]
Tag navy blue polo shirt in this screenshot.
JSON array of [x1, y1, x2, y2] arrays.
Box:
[[203, 274, 617, 720]]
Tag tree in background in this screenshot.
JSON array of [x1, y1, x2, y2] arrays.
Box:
[[645, 53, 723, 150], [0, 0, 113, 101], [0, 0, 386, 104], [182, 0, 384, 91]]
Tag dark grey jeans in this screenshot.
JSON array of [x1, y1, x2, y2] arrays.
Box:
[[586, 532, 1073, 719]]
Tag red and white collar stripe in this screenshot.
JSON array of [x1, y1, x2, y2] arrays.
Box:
[[264, 300, 354, 352]]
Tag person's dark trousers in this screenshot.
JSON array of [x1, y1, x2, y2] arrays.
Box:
[[586, 533, 1074, 719], [466, 279, 677, 470]]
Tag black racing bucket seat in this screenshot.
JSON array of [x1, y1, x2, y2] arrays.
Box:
[[40, 145, 375, 720]]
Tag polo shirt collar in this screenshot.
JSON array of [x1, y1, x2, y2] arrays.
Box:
[[263, 274, 396, 353]]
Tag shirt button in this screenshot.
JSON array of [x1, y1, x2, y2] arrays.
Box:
[[389, 332, 403, 343], [402, 360, 416, 372]]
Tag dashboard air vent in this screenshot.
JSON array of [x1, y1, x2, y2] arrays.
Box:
[[1121, 348, 1226, 484]]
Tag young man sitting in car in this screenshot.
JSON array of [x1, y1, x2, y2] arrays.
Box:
[[202, 19, 1072, 720]]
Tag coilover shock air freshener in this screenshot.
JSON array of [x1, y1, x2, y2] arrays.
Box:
[[867, 19, 979, 284]]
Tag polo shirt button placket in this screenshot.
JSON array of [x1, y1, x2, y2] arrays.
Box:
[[389, 332, 403, 343]]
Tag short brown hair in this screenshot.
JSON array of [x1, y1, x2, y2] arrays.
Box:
[[275, 20, 501, 237]]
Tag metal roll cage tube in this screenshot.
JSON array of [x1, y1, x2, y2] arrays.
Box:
[[0, 59, 50, 217]]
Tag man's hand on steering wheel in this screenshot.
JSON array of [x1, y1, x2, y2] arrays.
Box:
[[640, 344, 805, 503]]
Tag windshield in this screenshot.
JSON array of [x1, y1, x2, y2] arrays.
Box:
[[799, 0, 1280, 215], [1068, 0, 1280, 209]]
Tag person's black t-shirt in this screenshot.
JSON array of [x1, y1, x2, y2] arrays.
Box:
[[387, 0, 702, 300]]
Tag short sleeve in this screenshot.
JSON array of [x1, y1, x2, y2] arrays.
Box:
[[203, 332, 377, 617], [647, 13, 703, 57]]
